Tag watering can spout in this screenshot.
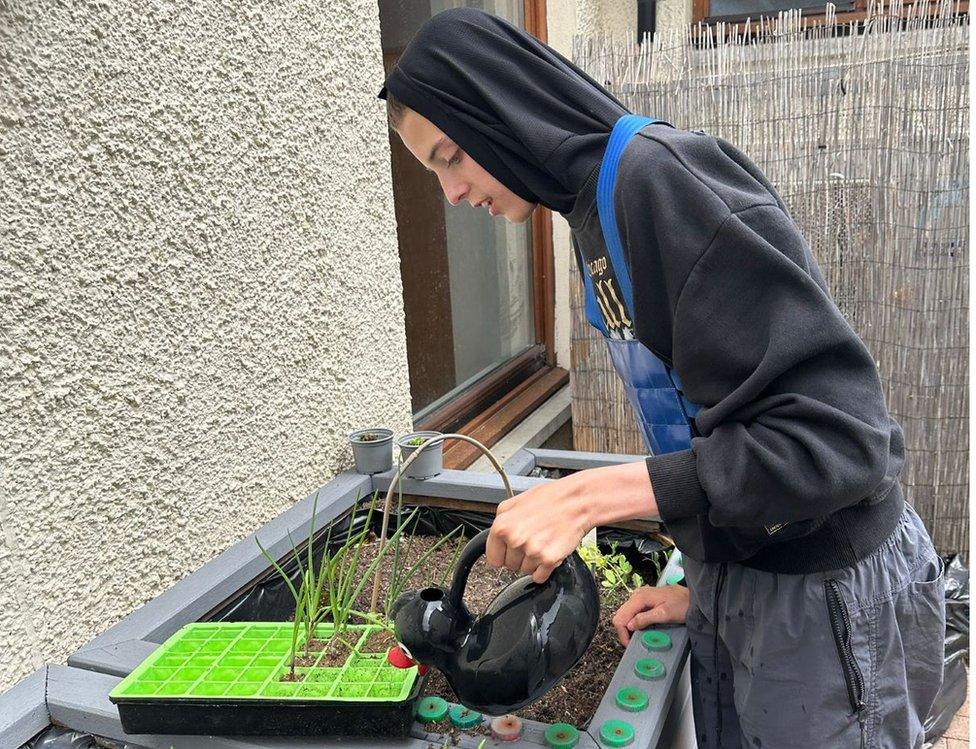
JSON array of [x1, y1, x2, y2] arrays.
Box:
[[390, 529, 600, 714]]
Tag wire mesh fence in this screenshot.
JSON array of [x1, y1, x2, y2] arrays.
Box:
[[570, 1, 969, 555]]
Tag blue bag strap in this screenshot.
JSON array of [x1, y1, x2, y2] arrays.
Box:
[[596, 115, 657, 318]]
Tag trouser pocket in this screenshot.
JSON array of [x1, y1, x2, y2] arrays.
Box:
[[825, 579, 868, 745]]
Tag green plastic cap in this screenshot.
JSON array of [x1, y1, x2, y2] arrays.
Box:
[[615, 687, 649, 712], [449, 704, 483, 728], [600, 719, 635, 747], [641, 630, 672, 652], [634, 658, 666, 680], [665, 571, 684, 585], [545, 723, 580, 749], [416, 696, 449, 723]]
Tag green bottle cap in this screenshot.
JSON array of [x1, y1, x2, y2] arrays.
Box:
[[449, 704, 483, 728], [415, 696, 449, 723], [641, 630, 672, 652], [634, 658, 666, 680], [600, 720, 635, 747], [545, 723, 580, 749], [665, 571, 684, 585], [615, 687, 649, 712]]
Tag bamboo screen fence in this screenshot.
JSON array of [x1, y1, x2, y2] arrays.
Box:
[[570, 1, 969, 554]]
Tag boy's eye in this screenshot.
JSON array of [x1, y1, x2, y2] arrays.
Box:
[[447, 151, 461, 166]]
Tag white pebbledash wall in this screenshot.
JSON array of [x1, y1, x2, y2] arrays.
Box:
[[0, 1, 412, 690]]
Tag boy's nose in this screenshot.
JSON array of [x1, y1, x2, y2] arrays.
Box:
[[439, 176, 468, 206], [445, 186, 468, 206]]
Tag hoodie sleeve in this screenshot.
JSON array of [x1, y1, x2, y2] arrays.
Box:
[[616, 132, 893, 531]]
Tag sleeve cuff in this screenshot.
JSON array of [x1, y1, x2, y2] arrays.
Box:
[[646, 449, 709, 522]]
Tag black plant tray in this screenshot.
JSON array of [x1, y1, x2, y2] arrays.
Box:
[[113, 672, 427, 736]]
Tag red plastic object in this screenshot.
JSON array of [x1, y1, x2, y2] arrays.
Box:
[[388, 645, 429, 675], [388, 645, 414, 668]]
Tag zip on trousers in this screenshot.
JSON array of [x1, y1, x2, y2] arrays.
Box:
[[824, 579, 868, 748]]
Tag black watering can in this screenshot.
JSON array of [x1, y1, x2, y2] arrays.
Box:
[[388, 528, 600, 715]]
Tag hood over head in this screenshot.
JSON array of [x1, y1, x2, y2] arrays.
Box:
[[378, 8, 631, 214]]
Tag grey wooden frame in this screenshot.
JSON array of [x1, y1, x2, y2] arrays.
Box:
[[6, 455, 689, 749]]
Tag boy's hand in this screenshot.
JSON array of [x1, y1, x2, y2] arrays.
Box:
[[612, 585, 690, 646], [485, 461, 659, 585], [486, 482, 590, 584]]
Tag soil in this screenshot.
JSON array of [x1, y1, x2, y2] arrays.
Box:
[[337, 531, 634, 728], [317, 644, 348, 667], [420, 717, 493, 744], [362, 628, 396, 653], [279, 637, 352, 680]]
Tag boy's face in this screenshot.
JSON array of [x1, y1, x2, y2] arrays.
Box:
[[395, 109, 538, 224]]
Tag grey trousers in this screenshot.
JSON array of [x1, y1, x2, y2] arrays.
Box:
[[683, 505, 946, 749]]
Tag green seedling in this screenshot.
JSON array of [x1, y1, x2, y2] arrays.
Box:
[[406, 436, 426, 446], [357, 432, 379, 441], [577, 541, 644, 594]]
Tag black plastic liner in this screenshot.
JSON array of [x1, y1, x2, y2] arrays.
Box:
[[923, 553, 969, 747], [20, 726, 124, 749], [208, 501, 669, 623]]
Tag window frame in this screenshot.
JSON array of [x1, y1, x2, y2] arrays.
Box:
[[385, 0, 567, 463]]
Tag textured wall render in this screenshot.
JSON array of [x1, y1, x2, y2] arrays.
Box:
[[0, 1, 412, 690]]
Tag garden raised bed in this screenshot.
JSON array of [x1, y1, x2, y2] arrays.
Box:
[[1, 448, 692, 748]]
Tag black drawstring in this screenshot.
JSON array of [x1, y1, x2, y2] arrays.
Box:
[[712, 562, 728, 747]]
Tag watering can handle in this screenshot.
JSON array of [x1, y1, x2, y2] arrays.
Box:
[[448, 529, 491, 610], [370, 432, 515, 614]]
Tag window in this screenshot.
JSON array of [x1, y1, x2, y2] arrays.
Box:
[[379, 1, 564, 462]]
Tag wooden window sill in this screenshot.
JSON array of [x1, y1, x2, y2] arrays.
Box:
[[441, 365, 569, 470]]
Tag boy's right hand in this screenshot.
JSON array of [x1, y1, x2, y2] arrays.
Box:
[[612, 585, 690, 646]]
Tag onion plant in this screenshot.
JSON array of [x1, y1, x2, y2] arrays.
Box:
[[352, 480, 466, 632], [256, 489, 415, 676]]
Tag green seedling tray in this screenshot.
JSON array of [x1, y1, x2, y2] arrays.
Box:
[[109, 623, 424, 736]]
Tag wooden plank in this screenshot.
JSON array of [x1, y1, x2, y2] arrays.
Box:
[[442, 367, 569, 469], [694, 0, 968, 37], [532, 206, 557, 366], [414, 346, 547, 433], [524, 0, 549, 44], [398, 494, 665, 538]]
